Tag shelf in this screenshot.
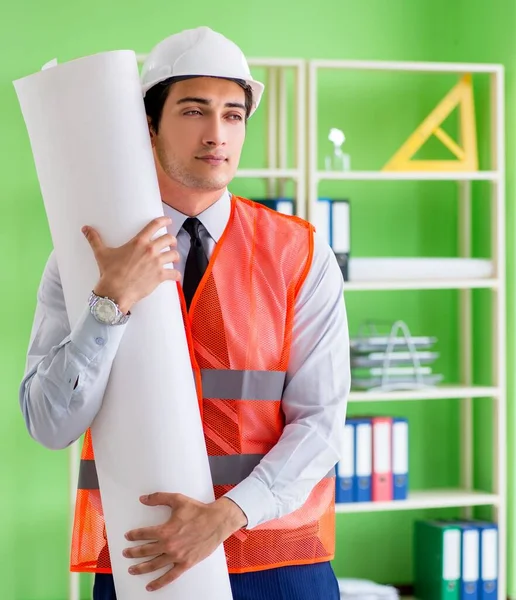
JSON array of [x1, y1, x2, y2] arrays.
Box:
[[248, 57, 305, 68], [335, 489, 499, 513], [344, 278, 498, 291], [235, 168, 300, 179], [310, 59, 503, 74], [349, 385, 499, 403], [316, 170, 500, 181], [135, 56, 305, 69]]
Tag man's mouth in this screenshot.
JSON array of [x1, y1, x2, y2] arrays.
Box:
[[196, 155, 227, 165]]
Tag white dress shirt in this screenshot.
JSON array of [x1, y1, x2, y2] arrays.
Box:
[[19, 190, 350, 529]]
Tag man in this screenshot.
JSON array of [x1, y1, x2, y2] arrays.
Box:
[[20, 26, 350, 600]]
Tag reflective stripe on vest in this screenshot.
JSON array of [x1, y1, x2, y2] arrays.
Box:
[[77, 368, 287, 490], [201, 369, 286, 400], [78, 456, 336, 490]]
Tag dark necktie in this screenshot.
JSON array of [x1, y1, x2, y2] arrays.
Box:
[[182, 217, 209, 310]]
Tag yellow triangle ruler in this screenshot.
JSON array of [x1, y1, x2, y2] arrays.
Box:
[[382, 74, 478, 172]]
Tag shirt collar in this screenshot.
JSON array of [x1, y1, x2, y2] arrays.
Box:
[[162, 190, 231, 242]]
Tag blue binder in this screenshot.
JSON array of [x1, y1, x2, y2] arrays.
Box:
[[252, 197, 294, 215], [475, 521, 498, 600], [315, 198, 349, 247], [392, 417, 409, 500], [314, 198, 350, 280], [313, 198, 332, 248], [457, 523, 480, 600], [350, 418, 372, 502], [336, 421, 354, 503]]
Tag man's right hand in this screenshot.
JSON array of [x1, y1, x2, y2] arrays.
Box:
[[82, 216, 180, 315]]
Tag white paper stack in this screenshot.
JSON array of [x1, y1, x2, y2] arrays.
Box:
[[337, 578, 400, 600], [14, 51, 233, 599]]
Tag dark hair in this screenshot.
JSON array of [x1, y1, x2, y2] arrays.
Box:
[[144, 75, 253, 133]]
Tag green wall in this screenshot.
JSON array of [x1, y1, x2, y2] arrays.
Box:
[[2, 1, 514, 598]]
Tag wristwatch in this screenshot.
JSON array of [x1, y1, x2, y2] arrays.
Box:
[[88, 291, 130, 326]]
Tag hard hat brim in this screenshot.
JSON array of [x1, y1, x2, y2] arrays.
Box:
[[142, 74, 265, 117]]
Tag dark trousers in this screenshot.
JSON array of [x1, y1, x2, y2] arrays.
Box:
[[93, 562, 340, 599]]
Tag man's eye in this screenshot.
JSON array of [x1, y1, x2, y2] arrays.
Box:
[[228, 114, 243, 121], [184, 110, 202, 116]]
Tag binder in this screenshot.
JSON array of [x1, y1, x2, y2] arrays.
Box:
[[275, 199, 294, 215], [475, 522, 498, 600], [252, 198, 294, 215], [314, 198, 331, 247], [371, 416, 393, 501], [336, 421, 354, 503], [414, 520, 461, 600], [332, 200, 350, 254], [457, 523, 480, 600], [314, 198, 351, 280], [352, 418, 372, 502], [392, 417, 409, 500], [331, 200, 350, 281]]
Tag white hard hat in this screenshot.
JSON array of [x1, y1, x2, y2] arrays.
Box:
[[141, 26, 265, 116]]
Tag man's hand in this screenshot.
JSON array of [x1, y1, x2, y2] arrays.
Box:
[[82, 216, 180, 314], [123, 493, 247, 592]]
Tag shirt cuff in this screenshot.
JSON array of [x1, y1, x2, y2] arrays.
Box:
[[69, 305, 128, 365], [224, 475, 278, 530]]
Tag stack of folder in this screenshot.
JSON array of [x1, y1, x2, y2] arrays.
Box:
[[252, 197, 295, 215], [414, 519, 498, 600], [350, 328, 443, 391], [314, 197, 350, 280], [336, 416, 408, 503]]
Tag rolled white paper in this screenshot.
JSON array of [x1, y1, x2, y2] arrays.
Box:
[[14, 51, 233, 599]]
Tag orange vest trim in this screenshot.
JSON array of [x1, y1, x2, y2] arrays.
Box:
[[70, 196, 335, 575]]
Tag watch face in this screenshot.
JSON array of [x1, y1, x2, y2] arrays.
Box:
[[93, 298, 117, 324]]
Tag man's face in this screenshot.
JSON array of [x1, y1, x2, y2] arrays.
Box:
[[150, 77, 247, 191]]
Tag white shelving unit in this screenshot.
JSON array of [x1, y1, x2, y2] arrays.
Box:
[[308, 59, 506, 599]]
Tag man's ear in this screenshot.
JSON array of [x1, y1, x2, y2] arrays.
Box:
[[147, 116, 156, 146]]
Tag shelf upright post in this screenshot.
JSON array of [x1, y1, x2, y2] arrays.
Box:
[[295, 61, 307, 220], [458, 177, 473, 517], [308, 61, 318, 226], [491, 66, 506, 600], [267, 66, 278, 199]]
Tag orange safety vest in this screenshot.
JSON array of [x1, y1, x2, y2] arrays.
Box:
[[70, 196, 336, 575]]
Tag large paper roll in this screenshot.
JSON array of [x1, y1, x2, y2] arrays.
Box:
[[14, 51, 233, 599]]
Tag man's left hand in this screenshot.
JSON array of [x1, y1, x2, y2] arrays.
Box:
[[123, 493, 247, 592]]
